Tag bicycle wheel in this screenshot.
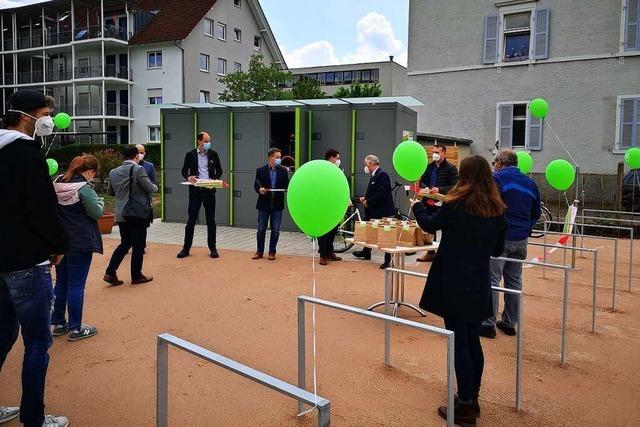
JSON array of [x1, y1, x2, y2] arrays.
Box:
[[333, 209, 356, 253], [530, 206, 553, 238]]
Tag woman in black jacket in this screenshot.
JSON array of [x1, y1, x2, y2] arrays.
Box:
[[412, 155, 506, 426]]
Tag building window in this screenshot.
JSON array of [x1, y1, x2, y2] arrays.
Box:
[[147, 51, 162, 69], [234, 0, 241, 7], [200, 90, 210, 103], [217, 58, 227, 75], [147, 88, 162, 105], [216, 22, 226, 41], [361, 69, 371, 82], [625, 0, 640, 51], [233, 62, 242, 73], [344, 71, 352, 83], [200, 54, 210, 72], [234, 28, 242, 42], [148, 126, 161, 142], [503, 12, 531, 62], [308, 73, 317, 81], [335, 71, 343, 85], [616, 96, 640, 150], [204, 18, 214, 37], [353, 70, 361, 82], [325, 72, 335, 84], [497, 101, 543, 151], [484, 8, 548, 64], [371, 69, 379, 82], [254, 36, 261, 51], [317, 73, 326, 85]]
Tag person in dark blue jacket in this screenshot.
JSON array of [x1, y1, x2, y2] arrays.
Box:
[[52, 155, 104, 342], [136, 144, 156, 184], [481, 149, 541, 339]]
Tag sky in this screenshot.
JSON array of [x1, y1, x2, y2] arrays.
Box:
[[0, 0, 410, 67]]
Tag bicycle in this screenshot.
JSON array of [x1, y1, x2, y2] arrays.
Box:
[[530, 202, 554, 238]]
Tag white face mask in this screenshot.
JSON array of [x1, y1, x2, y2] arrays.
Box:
[[138, 153, 145, 161], [335, 159, 341, 168], [364, 165, 370, 174], [432, 153, 441, 162], [10, 109, 55, 137]]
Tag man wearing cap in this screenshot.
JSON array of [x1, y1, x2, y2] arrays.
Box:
[[0, 90, 70, 426]]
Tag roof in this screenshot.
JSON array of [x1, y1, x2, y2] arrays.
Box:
[[159, 96, 424, 110], [128, 0, 217, 45], [290, 60, 407, 73]]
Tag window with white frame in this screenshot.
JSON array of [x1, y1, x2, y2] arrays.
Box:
[[216, 22, 226, 41], [233, 62, 242, 73], [217, 58, 227, 75], [147, 88, 162, 105], [616, 96, 640, 150], [234, 0, 241, 7], [234, 28, 242, 42], [204, 18, 214, 37], [148, 126, 161, 142], [496, 101, 543, 150], [254, 35, 261, 50], [625, 0, 640, 51], [200, 54, 210, 72], [199, 90, 210, 103], [503, 12, 531, 62], [147, 51, 162, 68]]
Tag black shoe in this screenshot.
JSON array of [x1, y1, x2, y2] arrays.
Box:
[[210, 250, 219, 258], [497, 320, 517, 336], [353, 250, 371, 260], [379, 262, 391, 269], [479, 325, 496, 339], [437, 400, 477, 426], [176, 249, 189, 259], [455, 394, 481, 417]]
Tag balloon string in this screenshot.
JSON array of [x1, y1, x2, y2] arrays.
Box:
[[545, 121, 578, 167]]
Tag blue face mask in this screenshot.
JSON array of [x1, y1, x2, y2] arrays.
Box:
[[274, 158, 282, 166], [203, 142, 211, 151]]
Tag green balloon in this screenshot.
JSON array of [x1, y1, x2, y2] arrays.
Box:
[[392, 140, 428, 181], [625, 147, 640, 169], [545, 159, 575, 191], [530, 98, 549, 119], [287, 160, 350, 237], [46, 158, 59, 176], [516, 151, 533, 174], [53, 112, 71, 129]]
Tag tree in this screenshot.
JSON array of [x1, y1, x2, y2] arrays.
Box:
[[218, 53, 292, 101], [334, 81, 382, 98], [291, 77, 325, 99]]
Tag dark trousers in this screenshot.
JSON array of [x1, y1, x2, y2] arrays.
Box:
[[317, 225, 338, 257], [106, 221, 147, 280], [257, 208, 283, 254], [183, 188, 216, 251], [0, 265, 54, 427], [361, 247, 392, 264], [52, 252, 93, 331], [443, 317, 484, 402]]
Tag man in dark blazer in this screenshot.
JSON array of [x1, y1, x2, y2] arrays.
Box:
[[353, 154, 394, 269], [177, 131, 223, 259], [136, 144, 156, 184], [253, 148, 289, 261]]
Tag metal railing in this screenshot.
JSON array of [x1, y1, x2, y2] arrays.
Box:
[[45, 30, 73, 46], [16, 32, 43, 49], [157, 333, 331, 427], [105, 103, 131, 117], [104, 64, 131, 80], [2, 39, 13, 51], [74, 104, 102, 116], [74, 66, 102, 79], [16, 70, 44, 84], [74, 25, 127, 41], [46, 69, 73, 82], [297, 293, 456, 427]]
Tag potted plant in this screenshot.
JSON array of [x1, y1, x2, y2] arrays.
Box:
[[93, 148, 122, 234]]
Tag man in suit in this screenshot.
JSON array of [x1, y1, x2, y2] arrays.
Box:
[[176, 132, 223, 259], [253, 148, 289, 261], [103, 145, 158, 285], [353, 154, 395, 269], [136, 144, 156, 184], [317, 148, 343, 266]]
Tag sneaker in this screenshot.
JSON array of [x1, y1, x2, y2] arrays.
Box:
[[497, 320, 517, 336], [68, 324, 97, 342], [0, 406, 19, 423], [43, 415, 69, 427], [479, 325, 496, 339], [52, 322, 68, 337]]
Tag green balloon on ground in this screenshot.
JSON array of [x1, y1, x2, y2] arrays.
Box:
[[545, 159, 575, 191], [46, 158, 59, 176], [53, 112, 72, 129], [530, 98, 549, 119], [392, 140, 428, 181], [625, 147, 640, 169], [516, 151, 533, 174], [287, 160, 350, 237]]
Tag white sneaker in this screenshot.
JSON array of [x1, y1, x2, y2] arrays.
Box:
[[43, 415, 69, 427], [0, 406, 19, 424]]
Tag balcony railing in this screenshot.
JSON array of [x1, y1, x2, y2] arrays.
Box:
[[16, 31, 43, 49], [74, 66, 102, 79], [105, 64, 131, 80], [106, 103, 132, 117], [74, 104, 102, 116], [2, 74, 14, 85], [74, 25, 127, 42], [16, 70, 44, 84], [46, 69, 73, 82], [45, 30, 73, 46], [3, 39, 13, 51]]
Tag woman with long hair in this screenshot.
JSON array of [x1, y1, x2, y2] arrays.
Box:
[[412, 155, 506, 426], [52, 155, 104, 341]]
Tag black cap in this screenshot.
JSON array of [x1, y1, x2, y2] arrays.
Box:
[[7, 89, 47, 114]]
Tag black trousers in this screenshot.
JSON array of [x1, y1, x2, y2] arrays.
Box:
[[106, 221, 148, 280], [317, 225, 338, 257], [443, 317, 484, 401], [183, 188, 216, 251]]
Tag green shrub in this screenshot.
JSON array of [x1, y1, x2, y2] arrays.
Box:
[[48, 143, 161, 167]]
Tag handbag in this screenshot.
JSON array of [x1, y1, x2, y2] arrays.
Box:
[[122, 165, 153, 225]]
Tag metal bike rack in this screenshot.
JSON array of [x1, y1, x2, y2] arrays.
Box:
[[582, 208, 640, 218], [297, 293, 456, 427], [157, 333, 331, 427]]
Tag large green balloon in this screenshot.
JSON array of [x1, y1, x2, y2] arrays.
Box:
[[46, 158, 58, 176], [530, 98, 549, 119], [287, 160, 350, 237], [53, 112, 71, 130], [392, 140, 428, 181], [545, 159, 575, 191], [516, 151, 533, 174], [625, 147, 640, 169]]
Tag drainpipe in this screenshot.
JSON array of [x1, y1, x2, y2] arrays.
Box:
[[173, 40, 184, 103]]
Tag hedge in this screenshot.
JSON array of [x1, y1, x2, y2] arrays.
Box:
[[48, 143, 161, 167]]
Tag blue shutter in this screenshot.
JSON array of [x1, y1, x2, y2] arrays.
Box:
[[528, 112, 543, 151], [499, 104, 513, 148], [483, 15, 499, 64], [533, 8, 550, 59], [625, 0, 639, 51]]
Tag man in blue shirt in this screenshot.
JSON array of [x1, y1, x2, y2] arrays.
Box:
[[481, 149, 541, 339]]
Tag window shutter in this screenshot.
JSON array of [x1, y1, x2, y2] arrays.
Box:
[[499, 104, 513, 148], [528, 114, 543, 151], [625, 0, 639, 51], [533, 8, 550, 59], [620, 99, 635, 149], [483, 15, 499, 64]]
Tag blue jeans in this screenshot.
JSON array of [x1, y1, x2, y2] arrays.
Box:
[[52, 252, 93, 331], [256, 209, 283, 254], [0, 265, 54, 427]]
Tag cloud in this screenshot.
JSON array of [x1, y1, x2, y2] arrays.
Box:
[[283, 12, 407, 68], [0, 0, 45, 8]]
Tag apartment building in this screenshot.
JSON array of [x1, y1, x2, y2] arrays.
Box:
[[0, 0, 285, 145], [407, 0, 640, 174]]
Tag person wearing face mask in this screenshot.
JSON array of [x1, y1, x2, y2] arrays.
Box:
[[253, 148, 290, 260], [177, 132, 223, 259], [0, 90, 70, 427], [136, 144, 156, 185], [353, 154, 395, 269], [417, 145, 459, 262], [317, 149, 344, 265], [52, 155, 104, 342]]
